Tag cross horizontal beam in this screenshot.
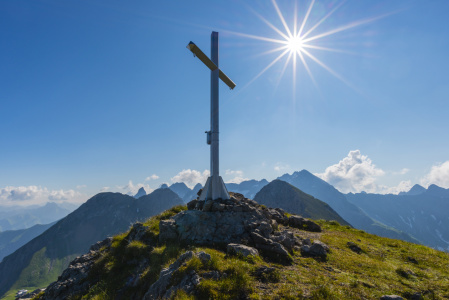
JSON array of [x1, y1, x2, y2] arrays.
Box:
[[187, 41, 236, 90]]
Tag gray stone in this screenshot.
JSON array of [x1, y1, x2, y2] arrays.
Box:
[[347, 241, 362, 254], [89, 237, 112, 252], [288, 216, 322, 232], [202, 200, 214, 212], [144, 251, 195, 300], [250, 232, 290, 259], [271, 230, 298, 252], [258, 221, 273, 238], [227, 243, 259, 257], [159, 219, 178, 243], [301, 240, 330, 258], [163, 270, 200, 299], [202, 271, 221, 280], [187, 199, 198, 210], [254, 266, 278, 283], [126, 223, 149, 243], [197, 251, 211, 263], [410, 293, 423, 300], [380, 296, 403, 300], [302, 238, 312, 246]]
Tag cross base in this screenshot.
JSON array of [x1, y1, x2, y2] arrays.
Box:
[[199, 175, 230, 200]]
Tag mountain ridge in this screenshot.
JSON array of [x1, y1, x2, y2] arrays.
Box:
[[0, 189, 183, 298]]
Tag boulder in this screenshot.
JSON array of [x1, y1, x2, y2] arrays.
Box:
[[347, 241, 362, 254], [144, 251, 196, 299], [288, 216, 322, 232], [380, 296, 403, 300], [159, 219, 178, 243], [227, 243, 259, 257], [301, 240, 330, 258], [271, 230, 300, 252], [250, 232, 290, 260], [254, 266, 278, 283]]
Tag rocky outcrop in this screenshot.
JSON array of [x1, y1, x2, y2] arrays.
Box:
[[160, 193, 324, 262], [16, 288, 45, 299], [42, 238, 112, 300], [143, 251, 205, 300], [227, 243, 259, 257]]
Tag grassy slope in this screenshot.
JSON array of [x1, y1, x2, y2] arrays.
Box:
[[31, 206, 449, 300], [1, 248, 76, 300]]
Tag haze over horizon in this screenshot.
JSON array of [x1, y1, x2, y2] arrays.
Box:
[[2, 0, 449, 207]]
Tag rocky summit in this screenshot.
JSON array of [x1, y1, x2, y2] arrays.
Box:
[[160, 193, 326, 263], [28, 192, 449, 300]]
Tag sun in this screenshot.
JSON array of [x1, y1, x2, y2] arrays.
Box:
[[287, 36, 304, 54], [226, 0, 389, 93]]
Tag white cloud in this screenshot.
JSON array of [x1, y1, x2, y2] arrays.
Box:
[[76, 185, 87, 189], [225, 169, 248, 184], [100, 187, 110, 192], [378, 180, 413, 194], [392, 168, 410, 175], [274, 162, 290, 173], [316, 150, 385, 193], [421, 161, 449, 188], [116, 180, 154, 196], [0, 185, 84, 206], [145, 174, 159, 181], [171, 169, 210, 188]]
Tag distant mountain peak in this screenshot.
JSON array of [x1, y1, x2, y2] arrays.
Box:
[[134, 187, 147, 199], [160, 184, 169, 189], [193, 183, 203, 191], [399, 184, 426, 196], [254, 179, 349, 225], [425, 184, 449, 198]]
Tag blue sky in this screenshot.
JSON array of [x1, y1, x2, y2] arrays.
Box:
[[1, 0, 449, 205]]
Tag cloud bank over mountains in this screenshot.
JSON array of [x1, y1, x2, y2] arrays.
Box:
[[421, 161, 449, 189], [315, 150, 449, 194], [316, 150, 385, 193], [0, 185, 84, 206], [2, 152, 449, 207], [170, 169, 210, 189]]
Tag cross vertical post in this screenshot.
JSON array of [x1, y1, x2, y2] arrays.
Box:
[[186, 31, 235, 201], [210, 32, 222, 200]]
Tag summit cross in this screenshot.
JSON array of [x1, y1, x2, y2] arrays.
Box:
[[186, 31, 236, 201]]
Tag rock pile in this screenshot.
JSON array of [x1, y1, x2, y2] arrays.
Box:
[[160, 193, 327, 262]]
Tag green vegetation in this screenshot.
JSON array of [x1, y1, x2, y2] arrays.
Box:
[[30, 205, 449, 300], [1, 248, 76, 300]]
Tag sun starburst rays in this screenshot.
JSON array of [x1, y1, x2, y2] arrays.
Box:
[[230, 0, 388, 97]]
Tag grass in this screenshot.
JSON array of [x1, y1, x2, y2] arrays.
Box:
[[2, 247, 77, 300], [30, 206, 449, 300]]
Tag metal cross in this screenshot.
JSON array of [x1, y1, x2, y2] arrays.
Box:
[[187, 31, 236, 200]]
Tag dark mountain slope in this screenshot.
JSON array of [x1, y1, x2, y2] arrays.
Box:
[[169, 183, 191, 200], [0, 190, 183, 298], [254, 180, 349, 225], [0, 223, 54, 263]]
